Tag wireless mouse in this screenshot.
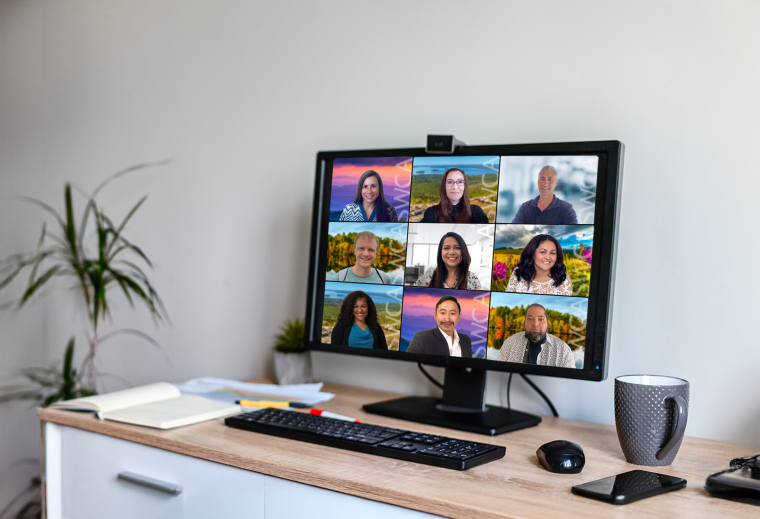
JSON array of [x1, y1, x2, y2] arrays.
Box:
[[537, 440, 585, 474]]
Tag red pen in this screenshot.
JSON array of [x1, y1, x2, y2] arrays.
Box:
[[310, 408, 360, 422]]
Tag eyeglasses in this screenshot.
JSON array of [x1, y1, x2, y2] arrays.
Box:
[[445, 180, 465, 187]]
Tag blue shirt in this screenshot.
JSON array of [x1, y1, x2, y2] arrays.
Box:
[[358, 205, 376, 222], [511, 195, 578, 224], [348, 323, 374, 348]]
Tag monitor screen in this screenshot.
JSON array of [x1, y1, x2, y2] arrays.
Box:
[[307, 141, 623, 383]]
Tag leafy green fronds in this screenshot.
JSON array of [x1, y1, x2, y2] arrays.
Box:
[[0, 338, 95, 407], [274, 318, 307, 353], [0, 162, 171, 394]]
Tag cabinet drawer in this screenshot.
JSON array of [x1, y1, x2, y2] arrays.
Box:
[[59, 426, 265, 519]]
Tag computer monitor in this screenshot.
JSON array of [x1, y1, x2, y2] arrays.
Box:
[[306, 140, 624, 435]]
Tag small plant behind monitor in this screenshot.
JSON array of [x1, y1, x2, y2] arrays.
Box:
[[273, 317, 311, 384]]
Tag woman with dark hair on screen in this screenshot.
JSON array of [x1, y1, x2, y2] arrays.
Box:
[[506, 234, 573, 296], [420, 168, 488, 223], [338, 170, 399, 222], [330, 290, 388, 349], [413, 232, 482, 290]]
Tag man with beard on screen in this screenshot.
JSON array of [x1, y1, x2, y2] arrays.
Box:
[[497, 304, 575, 368]]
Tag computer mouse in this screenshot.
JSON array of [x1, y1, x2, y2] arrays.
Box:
[[536, 440, 585, 474]]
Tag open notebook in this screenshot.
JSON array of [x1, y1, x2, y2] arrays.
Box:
[[49, 382, 241, 429]]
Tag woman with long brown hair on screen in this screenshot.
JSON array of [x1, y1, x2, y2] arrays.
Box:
[[338, 170, 399, 222], [506, 234, 573, 296], [413, 232, 482, 290], [330, 290, 389, 349], [419, 168, 488, 223]]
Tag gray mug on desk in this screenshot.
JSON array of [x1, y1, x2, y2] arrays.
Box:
[[614, 375, 689, 466]]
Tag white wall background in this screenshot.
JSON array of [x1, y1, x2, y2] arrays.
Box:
[[2, 0, 759, 510]]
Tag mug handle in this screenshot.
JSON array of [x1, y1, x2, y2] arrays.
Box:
[[655, 395, 688, 460]]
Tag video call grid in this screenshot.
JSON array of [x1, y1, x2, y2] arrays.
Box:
[[322, 155, 597, 367]]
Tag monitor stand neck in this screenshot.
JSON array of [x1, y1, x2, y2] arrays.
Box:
[[363, 366, 542, 436]]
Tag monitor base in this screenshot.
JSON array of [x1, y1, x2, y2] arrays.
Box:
[[363, 396, 541, 436]]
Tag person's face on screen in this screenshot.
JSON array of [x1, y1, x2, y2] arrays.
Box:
[[533, 240, 557, 274], [353, 298, 368, 324], [537, 170, 558, 197], [444, 170, 466, 204], [354, 237, 378, 268], [434, 300, 461, 334], [441, 237, 462, 269], [524, 306, 548, 342], [361, 176, 380, 206]]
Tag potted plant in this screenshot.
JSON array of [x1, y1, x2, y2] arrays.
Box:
[[0, 163, 168, 519], [0, 164, 168, 399], [273, 318, 311, 385]]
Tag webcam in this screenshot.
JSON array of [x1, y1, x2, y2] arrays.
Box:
[[426, 135, 466, 155]]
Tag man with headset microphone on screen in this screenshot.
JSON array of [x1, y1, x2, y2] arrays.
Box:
[[406, 296, 473, 357], [498, 303, 575, 368]]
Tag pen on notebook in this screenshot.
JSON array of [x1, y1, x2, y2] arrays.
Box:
[[236, 400, 311, 409], [310, 409, 360, 422]]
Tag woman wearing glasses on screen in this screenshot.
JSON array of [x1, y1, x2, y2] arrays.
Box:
[[330, 290, 389, 349], [506, 234, 573, 296], [419, 168, 488, 223], [413, 232, 482, 290], [338, 170, 399, 222]]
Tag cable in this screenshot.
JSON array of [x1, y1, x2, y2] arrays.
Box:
[[519, 373, 559, 417], [417, 363, 444, 390], [506, 372, 513, 409]]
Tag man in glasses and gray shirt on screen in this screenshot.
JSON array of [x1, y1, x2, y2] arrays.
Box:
[[498, 304, 575, 368], [512, 166, 578, 224]]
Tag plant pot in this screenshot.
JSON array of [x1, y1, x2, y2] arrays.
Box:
[[273, 351, 312, 385]]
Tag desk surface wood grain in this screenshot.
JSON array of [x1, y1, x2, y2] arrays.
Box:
[[38, 381, 755, 519]]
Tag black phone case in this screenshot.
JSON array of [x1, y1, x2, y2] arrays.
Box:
[[572, 471, 687, 505]]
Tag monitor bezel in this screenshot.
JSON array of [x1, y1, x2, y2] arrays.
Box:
[[305, 140, 623, 382]]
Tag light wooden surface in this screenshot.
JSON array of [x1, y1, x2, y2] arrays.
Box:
[[39, 381, 755, 519]]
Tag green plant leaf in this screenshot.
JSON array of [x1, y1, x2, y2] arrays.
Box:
[[78, 198, 96, 244], [91, 158, 172, 198], [106, 195, 147, 257], [19, 265, 61, 306], [63, 184, 80, 266], [11, 196, 65, 229]]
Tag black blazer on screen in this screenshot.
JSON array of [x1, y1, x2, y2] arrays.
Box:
[[405, 328, 472, 357]]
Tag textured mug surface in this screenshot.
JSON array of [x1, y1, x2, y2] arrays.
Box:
[[614, 375, 689, 466]]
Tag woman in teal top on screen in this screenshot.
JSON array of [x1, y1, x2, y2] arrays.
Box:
[[330, 291, 389, 349], [338, 170, 399, 222]]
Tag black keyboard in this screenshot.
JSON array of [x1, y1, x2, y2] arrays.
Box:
[[225, 408, 506, 470]]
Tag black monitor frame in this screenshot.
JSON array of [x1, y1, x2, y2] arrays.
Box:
[[305, 140, 623, 434]]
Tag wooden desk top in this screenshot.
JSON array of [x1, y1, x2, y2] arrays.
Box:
[[39, 382, 755, 519]]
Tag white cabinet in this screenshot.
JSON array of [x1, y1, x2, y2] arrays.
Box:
[[45, 423, 440, 519]]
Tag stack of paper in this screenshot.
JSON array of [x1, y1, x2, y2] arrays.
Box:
[[175, 377, 334, 407]]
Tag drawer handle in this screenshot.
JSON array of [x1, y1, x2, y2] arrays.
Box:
[[117, 471, 183, 495]]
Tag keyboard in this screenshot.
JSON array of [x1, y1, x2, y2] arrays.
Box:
[[225, 408, 506, 470]]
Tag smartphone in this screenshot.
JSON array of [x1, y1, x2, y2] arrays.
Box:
[[572, 470, 687, 505]]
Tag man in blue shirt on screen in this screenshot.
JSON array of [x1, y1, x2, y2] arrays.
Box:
[[511, 166, 578, 224]]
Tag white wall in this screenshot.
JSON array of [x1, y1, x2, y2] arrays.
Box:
[[2, 0, 759, 509]]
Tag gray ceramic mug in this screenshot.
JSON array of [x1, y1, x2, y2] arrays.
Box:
[[614, 375, 689, 466]]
